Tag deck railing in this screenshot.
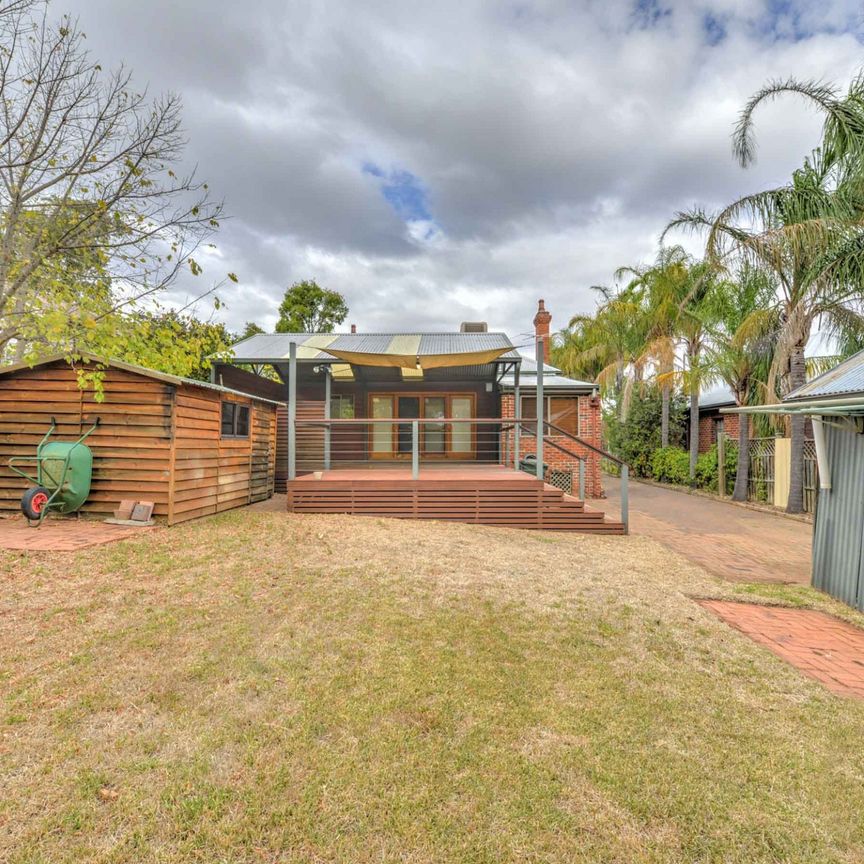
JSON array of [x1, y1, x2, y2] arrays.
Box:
[[289, 416, 629, 532]]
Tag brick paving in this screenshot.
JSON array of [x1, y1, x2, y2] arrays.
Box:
[[0, 516, 155, 551], [604, 475, 811, 584], [700, 599, 864, 699]]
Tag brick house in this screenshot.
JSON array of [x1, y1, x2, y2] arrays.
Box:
[[211, 300, 608, 519], [695, 390, 741, 454]]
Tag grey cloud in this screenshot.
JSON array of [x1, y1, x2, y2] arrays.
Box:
[[52, 0, 864, 338]]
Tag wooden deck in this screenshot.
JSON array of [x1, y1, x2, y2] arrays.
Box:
[[286, 466, 625, 533]]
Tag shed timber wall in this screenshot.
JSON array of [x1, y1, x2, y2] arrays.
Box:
[[0, 362, 277, 524]]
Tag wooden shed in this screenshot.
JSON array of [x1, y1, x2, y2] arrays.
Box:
[[0, 355, 281, 524]]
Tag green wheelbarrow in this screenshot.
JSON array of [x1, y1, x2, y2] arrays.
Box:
[[9, 417, 100, 525]]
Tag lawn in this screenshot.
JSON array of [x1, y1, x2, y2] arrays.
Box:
[[3, 510, 864, 863]]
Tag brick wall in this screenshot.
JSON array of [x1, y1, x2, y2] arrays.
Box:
[[697, 410, 740, 454], [500, 393, 604, 498]]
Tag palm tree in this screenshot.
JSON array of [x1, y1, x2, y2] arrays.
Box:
[[554, 284, 650, 421], [703, 266, 779, 501], [667, 154, 864, 512], [616, 246, 693, 447]]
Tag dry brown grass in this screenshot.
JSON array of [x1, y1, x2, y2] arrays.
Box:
[[2, 510, 864, 862]]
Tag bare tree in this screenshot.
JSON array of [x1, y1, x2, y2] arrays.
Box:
[[0, 0, 222, 357]]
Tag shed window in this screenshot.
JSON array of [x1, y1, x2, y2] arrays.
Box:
[[221, 401, 250, 437]]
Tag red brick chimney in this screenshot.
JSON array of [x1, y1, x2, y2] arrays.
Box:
[[350, 323, 357, 334], [533, 299, 552, 364]]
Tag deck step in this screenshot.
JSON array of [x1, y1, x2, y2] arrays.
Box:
[[285, 473, 624, 534]]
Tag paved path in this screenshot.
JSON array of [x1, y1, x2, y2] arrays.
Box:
[[0, 516, 154, 551], [700, 600, 864, 699], [603, 476, 811, 585]]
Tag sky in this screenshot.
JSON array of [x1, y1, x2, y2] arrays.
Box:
[[58, 0, 864, 342]]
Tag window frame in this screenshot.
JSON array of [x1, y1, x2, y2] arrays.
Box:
[[330, 394, 355, 419], [220, 400, 251, 439], [520, 394, 580, 437]]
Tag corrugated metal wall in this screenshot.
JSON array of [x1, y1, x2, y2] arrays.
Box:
[[812, 423, 864, 610]]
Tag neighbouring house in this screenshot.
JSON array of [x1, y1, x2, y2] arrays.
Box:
[[695, 388, 741, 454], [0, 355, 279, 524], [724, 349, 864, 610], [213, 300, 623, 532]]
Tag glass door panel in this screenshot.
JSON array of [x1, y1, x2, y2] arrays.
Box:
[[423, 397, 446, 454], [397, 396, 420, 453], [450, 396, 473, 455], [370, 395, 394, 456]]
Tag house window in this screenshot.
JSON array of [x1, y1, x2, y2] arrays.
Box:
[[520, 395, 580, 437], [330, 394, 354, 419], [221, 401, 250, 438]]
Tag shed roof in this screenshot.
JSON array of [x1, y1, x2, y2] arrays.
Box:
[[0, 354, 284, 406], [231, 331, 520, 364], [785, 349, 864, 401]]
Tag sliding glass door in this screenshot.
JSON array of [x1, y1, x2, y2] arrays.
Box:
[[368, 393, 475, 459]]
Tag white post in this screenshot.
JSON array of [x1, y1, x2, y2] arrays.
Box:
[[535, 337, 544, 480], [288, 341, 297, 481], [578, 459, 585, 500], [812, 416, 831, 490], [411, 420, 420, 480]]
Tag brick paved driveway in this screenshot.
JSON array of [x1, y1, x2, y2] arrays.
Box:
[[603, 476, 811, 585], [700, 600, 864, 699]]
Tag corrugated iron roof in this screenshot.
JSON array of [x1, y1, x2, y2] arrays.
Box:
[[785, 349, 864, 401], [498, 352, 594, 391], [231, 331, 520, 363]]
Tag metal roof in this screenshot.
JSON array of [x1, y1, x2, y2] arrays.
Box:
[[231, 331, 520, 363], [0, 353, 284, 405], [699, 387, 736, 410], [499, 354, 594, 391], [785, 349, 864, 401]]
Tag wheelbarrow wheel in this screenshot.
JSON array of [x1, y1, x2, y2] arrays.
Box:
[[21, 486, 51, 521]]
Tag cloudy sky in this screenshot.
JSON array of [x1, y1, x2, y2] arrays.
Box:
[[60, 0, 864, 341]]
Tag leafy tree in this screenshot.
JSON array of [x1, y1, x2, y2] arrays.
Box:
[[237, 321, 265, 341], [275, 280, 348, 333], [0, 2, 227, 360]]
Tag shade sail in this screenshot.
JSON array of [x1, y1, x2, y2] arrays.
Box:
[[324, 345, 513, 369]]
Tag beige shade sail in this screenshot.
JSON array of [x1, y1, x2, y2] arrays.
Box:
[[326, 337, 513, 369]]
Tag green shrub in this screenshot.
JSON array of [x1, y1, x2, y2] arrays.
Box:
[[650, 442, 738, 494], [650, 447, 691, 485], [604, 387, 686, 478]]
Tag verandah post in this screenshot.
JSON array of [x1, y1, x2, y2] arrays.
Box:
[[513, 360, 521, 470], [324, 366, 331, 471], [621, 464, 629, 534], [288, 340, 297, 481], [717, 429, 725, 498], [535, 336, 544, 481], [578, 459, 585, 500], [411, 420, 419, 480]]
